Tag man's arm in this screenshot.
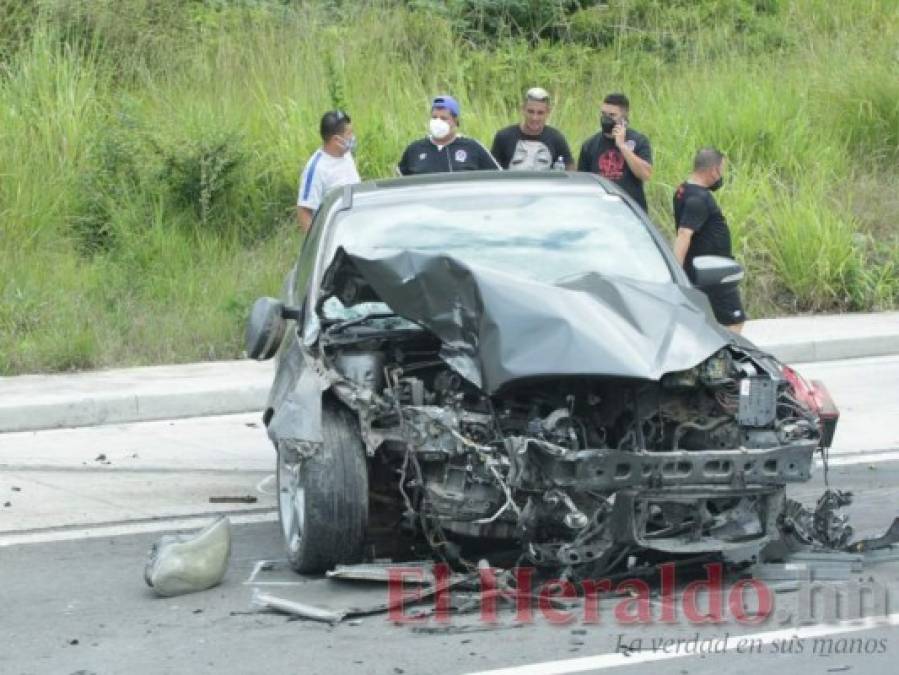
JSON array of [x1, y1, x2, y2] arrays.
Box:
[[673, 227, 694, 266], [297, 153, 323, 231], [672, 192, 708, 266], [612, 126, 652, 182], [397, 145, 411, 176], [576, 140, 592, 172], [473, 140, 502, 170], [490, 131, 509, 169], [297, 206, 314, 233]]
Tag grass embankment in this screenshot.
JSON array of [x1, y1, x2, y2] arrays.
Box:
[[1, 0, 897, 374]]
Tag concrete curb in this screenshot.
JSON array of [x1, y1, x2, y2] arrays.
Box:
[[757, 334, 899, 365], [2, 312, 897, 433], [0, 361, 273, 434]]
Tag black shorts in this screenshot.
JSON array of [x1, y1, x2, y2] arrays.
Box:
[[703, 285, 747, 326]]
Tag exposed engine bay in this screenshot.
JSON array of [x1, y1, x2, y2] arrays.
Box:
[[315, 318, 833, 576]]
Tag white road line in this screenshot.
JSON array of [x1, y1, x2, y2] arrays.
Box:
[[0, 511, 277, 547], [255, 473, 277, 495], [819, 450, 899, 466], [243, 558, 304, 586], [246, 559, 268, 584], [465, 613, 899, 675]]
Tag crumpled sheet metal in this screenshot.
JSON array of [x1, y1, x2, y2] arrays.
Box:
[[326, 561, 441, 584], [144, 516, 231, 597], [321, 247, 731, 393]]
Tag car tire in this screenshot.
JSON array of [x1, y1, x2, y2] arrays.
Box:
[[277, 403, 369, 574]]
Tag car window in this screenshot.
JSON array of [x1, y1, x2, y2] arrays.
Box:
[[328, 189, 672, 286]]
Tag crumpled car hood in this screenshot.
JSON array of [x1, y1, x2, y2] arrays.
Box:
[[320, 247, 731, 393]]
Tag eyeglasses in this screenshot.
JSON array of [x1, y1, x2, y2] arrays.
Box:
[[525, 87, 550, 103]]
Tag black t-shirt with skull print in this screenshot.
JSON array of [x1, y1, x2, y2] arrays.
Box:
[[490, 125, 573, 172]]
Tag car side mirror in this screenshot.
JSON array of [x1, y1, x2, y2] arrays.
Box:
[[691, 255, 744, 289], [245, 297, 301, 361]]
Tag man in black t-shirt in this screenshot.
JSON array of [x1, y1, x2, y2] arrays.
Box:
[[577, 93, 653, 211], [491, 87, 574, 171], [673, 147, 746, 333], [397, 95, 500, 175]]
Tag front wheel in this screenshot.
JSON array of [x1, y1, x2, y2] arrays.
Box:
[[277, 404, 369, 573]]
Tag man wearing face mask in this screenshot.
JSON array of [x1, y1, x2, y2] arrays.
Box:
[[397, 95, 500, 175], [673, 147, 746, 333], [297, 109, 360, 232], [577, 93, 653, 211]]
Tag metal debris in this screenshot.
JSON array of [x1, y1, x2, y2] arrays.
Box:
[[251, 589, 346, 624], [847, 517, 899, 553], [326, 561, 466, 585], [208, 496, 258, 504], [781, 490, 854, 549]]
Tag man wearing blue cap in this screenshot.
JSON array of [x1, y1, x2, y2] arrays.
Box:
[[397, 95, 500, 175]]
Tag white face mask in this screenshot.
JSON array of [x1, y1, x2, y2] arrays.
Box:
[[429, 117, 451, 140]]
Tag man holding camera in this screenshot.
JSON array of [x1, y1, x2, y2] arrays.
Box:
[[577, 93, 653, 211]]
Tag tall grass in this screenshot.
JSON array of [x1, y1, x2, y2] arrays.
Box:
[[1, 0, 897, 374]]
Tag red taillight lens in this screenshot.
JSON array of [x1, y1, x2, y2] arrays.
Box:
[[781, 364, 817, 413], [782, 364, 839, 447]]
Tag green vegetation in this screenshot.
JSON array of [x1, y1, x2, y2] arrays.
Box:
[[1, 0, 897, 374]]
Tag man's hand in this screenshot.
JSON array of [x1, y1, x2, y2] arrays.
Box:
[[613, 124, 652, 182], [297, 206, 313, 233], [612, 123, 627, 149], [673, 227, 694, 266]]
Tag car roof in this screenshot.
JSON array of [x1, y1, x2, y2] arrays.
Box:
[[350, 170, 614, 199]]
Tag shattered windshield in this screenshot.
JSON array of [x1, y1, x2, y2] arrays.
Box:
[[328, 188, 673, 286]]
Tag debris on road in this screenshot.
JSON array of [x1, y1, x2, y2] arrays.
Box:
[[410, 624, 524, 636], [251, 566, 481, 624], [847, 516, 899, 553], [208, 496, 258, 504], [11, 486, 21, 492], [252, 589, 346, 624], [144, 516, 231, 597], [326, 561, 454, 584]]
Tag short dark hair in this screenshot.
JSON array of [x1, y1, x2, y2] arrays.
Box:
[[320, 110, 350, 142], [603, 93, 630, 112], [693, 147, 726, 171]]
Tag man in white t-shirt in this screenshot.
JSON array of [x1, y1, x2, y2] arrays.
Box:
[[297, 110, 361, 232]]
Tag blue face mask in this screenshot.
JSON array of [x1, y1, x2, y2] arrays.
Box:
[[340, 135, 357, 154]]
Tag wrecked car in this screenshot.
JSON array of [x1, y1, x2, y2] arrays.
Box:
[[246, 171, 844, 577]]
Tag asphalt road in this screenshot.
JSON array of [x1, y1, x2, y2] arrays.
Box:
[[1, 355, 898, 675]]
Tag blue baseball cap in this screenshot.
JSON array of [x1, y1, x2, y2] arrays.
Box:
[[431, 95, 460, 118]]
